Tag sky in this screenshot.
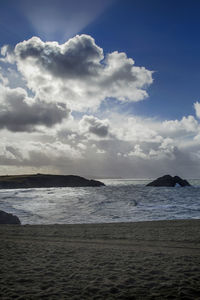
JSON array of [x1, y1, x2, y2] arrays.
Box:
[[0, 0, 200, 178]]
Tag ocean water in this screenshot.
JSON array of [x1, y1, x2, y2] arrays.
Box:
[[0, 179, 200, 225]]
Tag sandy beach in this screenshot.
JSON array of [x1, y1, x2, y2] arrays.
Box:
[[1, 220, 200, 299]]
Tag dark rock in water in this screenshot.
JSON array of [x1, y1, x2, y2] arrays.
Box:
[[173, 176, 191, 187], [0, 174, 105, 189], [0, 210, 21, 224], [146, 175, 191, 187]]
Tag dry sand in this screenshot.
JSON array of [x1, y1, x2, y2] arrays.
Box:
[[0, 219, 200, 299]]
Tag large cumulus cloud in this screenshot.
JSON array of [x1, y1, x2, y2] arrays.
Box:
[[15, 35, 103, 79], [13, 34, 153, 111]]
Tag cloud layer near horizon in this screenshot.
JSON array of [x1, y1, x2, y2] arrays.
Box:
[[0, 34, 200, 177]]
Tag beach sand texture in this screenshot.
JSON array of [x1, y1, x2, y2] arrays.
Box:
[[0, 219, 200, 299]]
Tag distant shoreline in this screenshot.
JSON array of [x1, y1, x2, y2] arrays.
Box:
[[0, 174, 105, 189]]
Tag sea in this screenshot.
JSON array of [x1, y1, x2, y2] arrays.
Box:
[[0, 179, 200, 225]]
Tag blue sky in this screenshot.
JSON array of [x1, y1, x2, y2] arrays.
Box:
[[0, 0, 200, 177], [78, 0, 200, 120]]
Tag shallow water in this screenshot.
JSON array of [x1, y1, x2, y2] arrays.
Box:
[[0, 179, 200, 224]]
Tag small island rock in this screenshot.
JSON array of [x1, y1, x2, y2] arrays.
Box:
[[0, 210, 21, 224], [146, 175, 191, 187]]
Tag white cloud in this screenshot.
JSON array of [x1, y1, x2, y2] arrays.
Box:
[[194, 101, 200, 119], [0, 45, 15, 64], [109, 114, 163, 143], [128, 144, 147, 159], [79, 115, 110, 138], [162, 115, 199, 135], [96, 149, 106, 154], [0, 70, 8, 86], [77, 143, 87, 150]]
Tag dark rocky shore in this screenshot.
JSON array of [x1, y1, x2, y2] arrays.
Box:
[[0, 210, 21, 224], [0, 174, 105, 189]]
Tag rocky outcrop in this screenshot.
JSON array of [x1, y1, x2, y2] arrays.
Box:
[[0, 210, 21, 224], [0, 174, 105, 189], [146, 175, 191, 187]]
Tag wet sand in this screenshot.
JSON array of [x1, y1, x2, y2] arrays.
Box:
[[0, 219, 200, 299]]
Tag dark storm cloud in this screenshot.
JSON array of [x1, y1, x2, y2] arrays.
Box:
[[0, 86, 69, 132]]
